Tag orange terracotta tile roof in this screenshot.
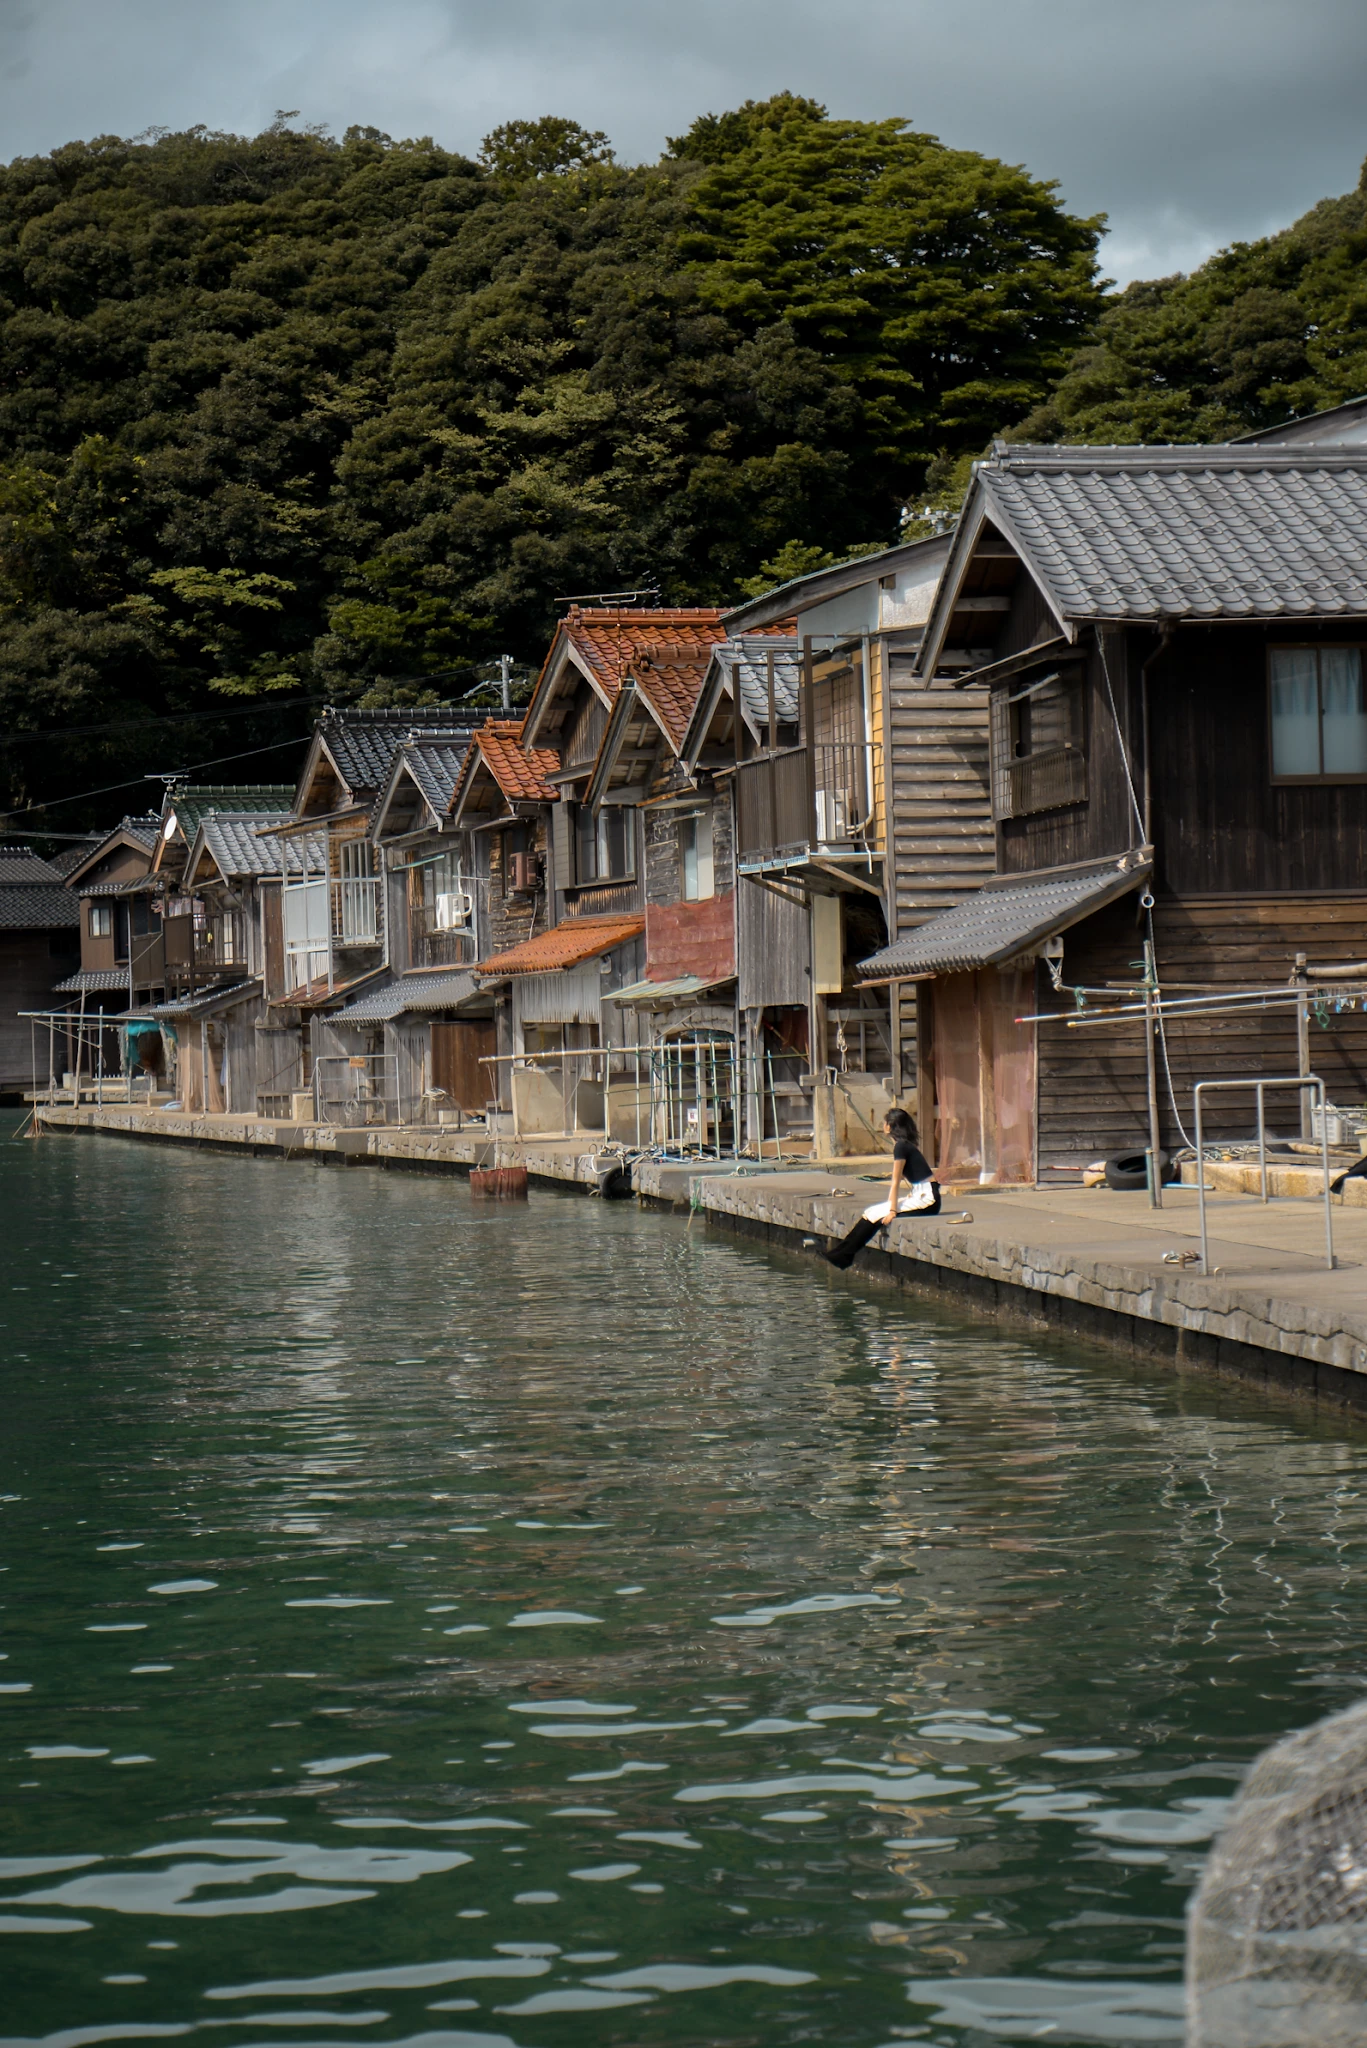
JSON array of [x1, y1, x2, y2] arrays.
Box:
[[558, 608, 726, 706], [475, 911, 645, 977], [449, 718, 559, 815], [630, 652, 713, 752]]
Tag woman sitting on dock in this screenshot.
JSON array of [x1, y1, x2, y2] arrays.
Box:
[[824, 1108, 940, 1269]]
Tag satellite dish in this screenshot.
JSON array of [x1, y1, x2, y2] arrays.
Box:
[[1187, 1697, 1367, 2045], [162, 813, 177, 842]]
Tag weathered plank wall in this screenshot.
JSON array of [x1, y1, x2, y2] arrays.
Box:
[[1036, 893, 1367, 1167]]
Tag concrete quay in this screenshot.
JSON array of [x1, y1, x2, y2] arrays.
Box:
[[31, 1101, 1367, 1414]]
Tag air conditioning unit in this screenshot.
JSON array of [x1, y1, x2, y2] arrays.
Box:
[[508, 851, 540, 893], [434, 890, 473, 931]]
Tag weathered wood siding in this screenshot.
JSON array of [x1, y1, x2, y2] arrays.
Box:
[[738, 876, 808, 1011], [997, 632, 1143, 874], [1150, 625, 1367, 893], [1035, 892, 1367, 1167], [883, 658, 994, 1092]]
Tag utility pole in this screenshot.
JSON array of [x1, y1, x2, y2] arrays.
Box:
[[500, 654, 512, 714]]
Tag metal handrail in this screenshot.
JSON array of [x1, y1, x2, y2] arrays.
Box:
[[1193, 1075, 1334, 1275]]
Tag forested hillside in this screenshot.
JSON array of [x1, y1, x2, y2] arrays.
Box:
[[1008, 161, 1367, 445], [0, 95, 1102, 825]]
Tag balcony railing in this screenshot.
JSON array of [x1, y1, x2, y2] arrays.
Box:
[[332, 874, 382, 947], [409, 900, 475, 970], [736, 742, 880, 864]]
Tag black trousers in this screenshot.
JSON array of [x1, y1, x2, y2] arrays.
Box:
[[824, 1191, 941, 1269]]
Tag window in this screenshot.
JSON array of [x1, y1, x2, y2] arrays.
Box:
[[990, 670, 1086, 819], [88, 902, 112, 938], [1270, 647, 1367, 780], [679, 811, 714, 901], [574, 803, 632, 884]]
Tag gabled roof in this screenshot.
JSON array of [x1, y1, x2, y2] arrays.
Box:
[[0, 848, 65, 884], [475, 910, 645, 977], [1236, 395, 1367, 448], [858, 854, 1150, 980], [680, 636, 801, 771], [586, 650, 713, 809], [521, 608, 725, 750], [0, 884, 80, 929], [165, 786, 293, 836], [186, 813, 324, 883], [722, 532, 952, 635], [369, 735, 473, 841], [307, 707, 472, 802], [449, 720, 560, 825], [61, 815, 160, 890], [918, 443, 1367, 678]]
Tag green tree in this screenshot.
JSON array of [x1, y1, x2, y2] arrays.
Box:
[[1007, 158, 1367, 444], [0, 105, 1103, 825]]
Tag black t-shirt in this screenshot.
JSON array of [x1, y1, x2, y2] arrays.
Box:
[[893, 1138, 934, 1181]]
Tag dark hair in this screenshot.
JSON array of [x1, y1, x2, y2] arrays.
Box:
[[884, 1107, 918, 1143]]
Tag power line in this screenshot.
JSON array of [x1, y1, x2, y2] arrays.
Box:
[[0, 733, 310, 822]]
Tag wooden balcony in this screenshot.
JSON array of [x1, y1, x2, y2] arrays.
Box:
[[735, 743, 881, 865]]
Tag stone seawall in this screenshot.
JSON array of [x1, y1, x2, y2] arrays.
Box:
[[33, 1105, 1367, 1417]]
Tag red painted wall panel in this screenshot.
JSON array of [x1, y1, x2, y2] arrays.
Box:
[[645, 892, 735, 982]]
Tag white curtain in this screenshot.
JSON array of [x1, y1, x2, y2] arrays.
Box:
[[1269, 649, 1320, 776], [1320, 648, 1367, 773]]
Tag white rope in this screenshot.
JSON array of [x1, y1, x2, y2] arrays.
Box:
[[1148, 899, 1195, 1150], [1096, 627, 1146, 845]]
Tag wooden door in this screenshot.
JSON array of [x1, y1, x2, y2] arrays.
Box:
[[929, 967, 1036, 1185], [431, 1019, 496, 1113]]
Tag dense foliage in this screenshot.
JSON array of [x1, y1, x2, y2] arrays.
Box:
[[1009, 160, 1367, 445], [0, 99, 1102, 824]]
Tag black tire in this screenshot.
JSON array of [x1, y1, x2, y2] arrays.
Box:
[[1104, 1148, 1168, 1192]]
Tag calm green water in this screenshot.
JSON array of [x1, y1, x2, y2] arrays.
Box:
[[4, 1125, 1367, 2048]]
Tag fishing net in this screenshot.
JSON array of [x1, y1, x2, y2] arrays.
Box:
[[1187, 1698, 1367, 2045]]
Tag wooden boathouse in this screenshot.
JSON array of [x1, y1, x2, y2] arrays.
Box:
[[859, 435, 1367, 1182]]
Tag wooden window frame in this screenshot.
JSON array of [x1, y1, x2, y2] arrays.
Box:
[[990, 670, 1087, 820], [1267, 643, 1367, 786], [88, 902, 113, 938]]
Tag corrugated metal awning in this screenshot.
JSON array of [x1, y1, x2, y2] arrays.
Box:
[[611, 973, 735, 1004]]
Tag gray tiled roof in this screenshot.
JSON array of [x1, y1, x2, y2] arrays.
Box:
[[0, 885, 81, 929], [197, 814, 323, 879], [53, 968, 134, 994], [319, 710, 475, 797], [718, 639, 801, 726], [980, 446, 1367, 622], [168, 786, 293, 836], [0, 849, 64, 883], [859, 857, 1149, 978], [398, 738, 472, 818], [336, 970, 481, 1022]]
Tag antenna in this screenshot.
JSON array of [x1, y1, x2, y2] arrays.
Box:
[[553, 587, 661, 609]]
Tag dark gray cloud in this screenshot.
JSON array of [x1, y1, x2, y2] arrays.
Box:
[[8, 0, 1365, 282]]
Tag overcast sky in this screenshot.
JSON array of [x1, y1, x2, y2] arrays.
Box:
[[3, 0, 1364, 285]]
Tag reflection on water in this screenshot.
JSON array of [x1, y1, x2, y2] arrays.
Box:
[[2, 1120, 1367, 2045]]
